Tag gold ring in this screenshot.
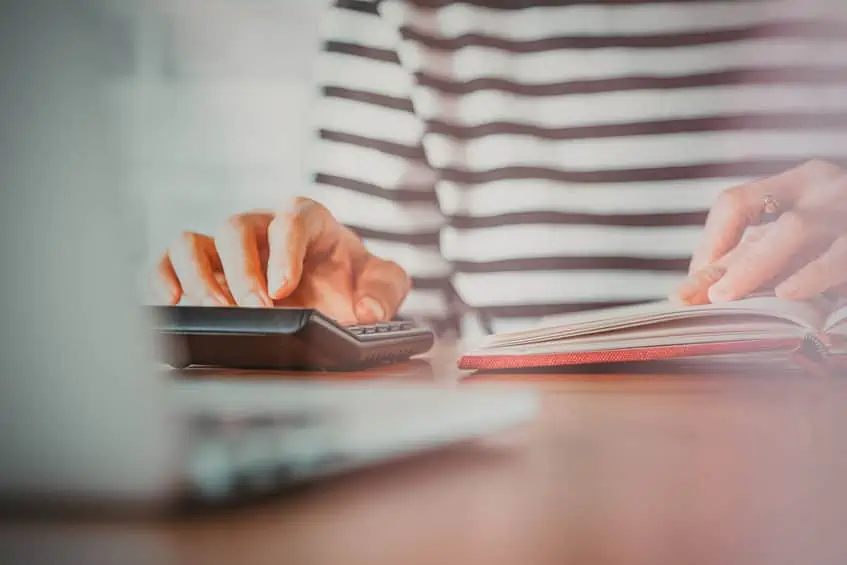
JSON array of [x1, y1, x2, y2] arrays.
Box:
[[760, 194, 781, 222]]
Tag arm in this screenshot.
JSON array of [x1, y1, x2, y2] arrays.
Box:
[[306, 0, 458, 334], [151, 0, 456, 331]]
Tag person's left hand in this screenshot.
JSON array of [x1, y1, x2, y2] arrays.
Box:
[[673, 160, 847, 305]]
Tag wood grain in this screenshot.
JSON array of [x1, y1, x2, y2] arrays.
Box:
[[4, 342, 847, 565]]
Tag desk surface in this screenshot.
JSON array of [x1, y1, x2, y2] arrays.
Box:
[[4, 341, 847, 565]]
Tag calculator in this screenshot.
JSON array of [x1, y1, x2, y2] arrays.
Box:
[[150, 306, 435, 371]]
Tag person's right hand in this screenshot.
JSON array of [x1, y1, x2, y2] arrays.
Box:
[[152, 197, 410, 325]]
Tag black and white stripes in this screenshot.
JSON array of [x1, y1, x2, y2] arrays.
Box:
[[309, 0, 847, 335], [312, 0, 457, 330]]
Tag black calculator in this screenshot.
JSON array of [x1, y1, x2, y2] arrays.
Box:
[[150, 306, 435, 371]]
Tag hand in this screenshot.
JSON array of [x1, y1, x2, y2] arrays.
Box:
[[153, 197, 410, 325], [674, 160, 847, 305]]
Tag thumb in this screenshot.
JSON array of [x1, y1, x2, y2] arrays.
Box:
[[353, 256, 411, 324]]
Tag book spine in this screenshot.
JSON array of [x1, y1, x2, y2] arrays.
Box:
[[802, 333, 829, 361], [790, 333, 831, 374]]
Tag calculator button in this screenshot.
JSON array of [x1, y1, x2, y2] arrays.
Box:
[[363, 327, 378, 334], [347, 326, 365, 335], [375, 324, 392, 332]]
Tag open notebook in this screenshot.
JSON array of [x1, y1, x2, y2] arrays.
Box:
[[459, 295, 847, 371]]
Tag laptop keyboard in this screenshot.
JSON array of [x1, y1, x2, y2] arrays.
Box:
[[184, 410, 347, 504]]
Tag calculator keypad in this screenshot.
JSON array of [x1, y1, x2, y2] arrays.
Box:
[[346, 321, 417, 337]]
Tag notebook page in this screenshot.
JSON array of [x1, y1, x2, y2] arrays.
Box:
[[479, 296, 824, 350], [476, 312, 805, 353], [476, 331, 798, 357], [823, 297, 847, 334]]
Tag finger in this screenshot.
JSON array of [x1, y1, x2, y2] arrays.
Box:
[[671, 226, 768, 305], [168, 232, 232, 306], [266, 198, 342, 300], [353, 256, 411, 324], [671, 265, 727, 306], [687, 161, 828, 273], [214, 216, 274, 307], [775, 236, 847, 300], [153, 253, 182, 305], [707, 211, 815, 303]]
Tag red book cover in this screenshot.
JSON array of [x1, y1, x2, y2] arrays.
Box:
[[458, 338, 805, 371]]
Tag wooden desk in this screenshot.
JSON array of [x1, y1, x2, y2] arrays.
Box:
[[3, 342, 847, 565]]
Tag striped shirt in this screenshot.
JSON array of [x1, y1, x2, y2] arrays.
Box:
[[308, 0, 847, 337]]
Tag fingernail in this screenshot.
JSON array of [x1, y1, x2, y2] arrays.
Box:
[[674, 276, 700, 303], [155, 284, 178, 305], [203, 295, 223, 307], [674, 266, 726, 304], [242, 293, 269, 307], [357, 297, 385, 321], [270, 277, 288, 298], [267, 269, 279, 287]]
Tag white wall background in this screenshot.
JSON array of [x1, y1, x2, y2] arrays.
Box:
[[110, 0, 330, 268]]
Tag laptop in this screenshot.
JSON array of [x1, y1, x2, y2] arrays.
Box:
[[0, 0, 537, 513]]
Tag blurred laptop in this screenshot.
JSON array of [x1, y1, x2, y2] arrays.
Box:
[[0, 1, 536, 513]]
